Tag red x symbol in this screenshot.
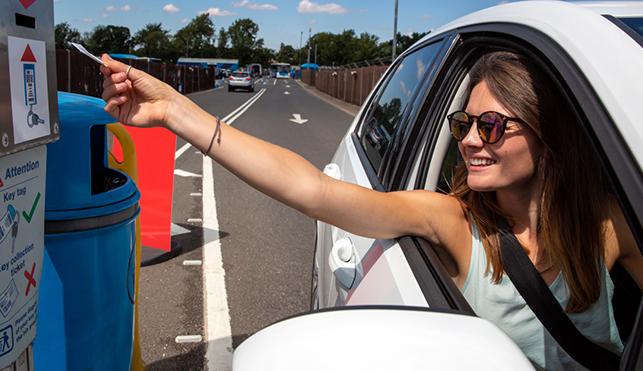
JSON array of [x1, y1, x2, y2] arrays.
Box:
[[24, 263, 36, 296]]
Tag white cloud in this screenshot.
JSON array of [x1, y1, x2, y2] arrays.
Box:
[[232, 0, 249, 6], [164, 4, 180, 13], [83, 18, 94, 22], [247, 3, 278, 10], [122, 5, 132, 11], [421, 14, 435, 19], [297, 0, 350, 14], [105, 6, 117, 11], [310, 20, 321, 25], [180, 18, 190, 23], [198, 7, 238, 16]]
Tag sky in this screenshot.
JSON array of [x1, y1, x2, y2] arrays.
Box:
[[52, 0, 613, 51]]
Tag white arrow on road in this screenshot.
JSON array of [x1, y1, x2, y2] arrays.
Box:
[[289, 114, 308, 124]]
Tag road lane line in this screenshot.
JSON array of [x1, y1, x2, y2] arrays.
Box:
[[203, 155, 233, 370], [223, 88, 266, 124], [175, 89, 266, 161]]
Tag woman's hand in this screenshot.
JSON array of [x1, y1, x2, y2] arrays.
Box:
[[100, 54, 178, 129]]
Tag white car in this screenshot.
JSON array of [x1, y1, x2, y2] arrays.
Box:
[[234, 2, 643, 370]]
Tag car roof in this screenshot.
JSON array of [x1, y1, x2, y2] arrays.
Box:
[[416, 0, 643, 165]]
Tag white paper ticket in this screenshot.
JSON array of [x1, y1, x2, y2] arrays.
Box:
[[71, 42, 107, 66]]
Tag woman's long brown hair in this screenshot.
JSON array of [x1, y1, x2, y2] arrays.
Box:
[[450, 51, 609, 313]]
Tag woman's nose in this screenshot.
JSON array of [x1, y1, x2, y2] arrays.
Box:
[[461, 121, 484, 147]]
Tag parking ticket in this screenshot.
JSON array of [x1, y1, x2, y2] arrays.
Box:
[[71, 42, 107, 67]]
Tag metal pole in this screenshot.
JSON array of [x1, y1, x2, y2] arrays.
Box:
[[392, 0, 398, 60], [307, 28, 311, 70], [314, 39, 317, 66], [299, 31, 302, 68]]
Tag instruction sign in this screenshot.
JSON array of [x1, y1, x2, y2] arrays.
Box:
[[0, 146, 46, 369], [7, 36, 51, 145]]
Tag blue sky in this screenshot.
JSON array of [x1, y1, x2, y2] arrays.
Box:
[[53, 0, 603, 51]]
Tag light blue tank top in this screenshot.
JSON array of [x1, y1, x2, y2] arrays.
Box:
[[462, 218, 623, 370]]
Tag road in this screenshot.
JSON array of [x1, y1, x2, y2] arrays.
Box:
[[137, 77, 358, 370]]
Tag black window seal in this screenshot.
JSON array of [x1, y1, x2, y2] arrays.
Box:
[[603, 14, 643, 48], [350, 132, 385, 192]]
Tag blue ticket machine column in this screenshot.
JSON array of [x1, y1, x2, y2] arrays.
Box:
[[0, 0, 60, 370]]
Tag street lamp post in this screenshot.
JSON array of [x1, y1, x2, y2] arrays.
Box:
[[307, 28, 311, 70], [392, 0, 398, 60], [314, 38, 317, 66], [299, 31, 302, 67]]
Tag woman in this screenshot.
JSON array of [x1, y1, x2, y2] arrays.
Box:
[[100, 51, 642, 370]]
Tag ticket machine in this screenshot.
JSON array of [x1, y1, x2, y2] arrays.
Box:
[[0, 0, 59, 369]]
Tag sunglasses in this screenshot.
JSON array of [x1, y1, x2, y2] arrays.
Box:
[[447, 110, 527, 144]]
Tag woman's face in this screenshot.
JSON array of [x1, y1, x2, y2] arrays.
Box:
[[459, 81, 544, 196]]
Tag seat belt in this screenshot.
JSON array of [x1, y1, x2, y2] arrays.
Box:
[[497, 216, 621, 371]]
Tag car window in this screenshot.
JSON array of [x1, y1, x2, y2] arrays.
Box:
[[234, 72, 249, 77], [357, 41, 444, 175]]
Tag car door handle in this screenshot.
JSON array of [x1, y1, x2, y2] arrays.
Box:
[[329, 237, 356, 289], [323, 163, 341, 180]]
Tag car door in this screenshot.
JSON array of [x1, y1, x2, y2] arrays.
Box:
[[314, 34, 456, 309]]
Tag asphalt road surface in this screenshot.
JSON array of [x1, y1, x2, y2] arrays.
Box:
[[137, 77, 359, 371]]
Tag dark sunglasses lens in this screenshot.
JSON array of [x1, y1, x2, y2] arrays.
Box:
[[449, 112, 470, 140], [478, 112, 504, 143]]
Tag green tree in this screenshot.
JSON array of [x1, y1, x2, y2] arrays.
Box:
[[275, 43, 297, 65], [86, 25, 132, 55], [55, 22, 81, 50], [132, 23, 172, 61], [174, 14, 216, 58], [217, 27, 229, 57], [227, 18, 262, 66], [354, 32, 380, 62], [381, 31, 430, 59]]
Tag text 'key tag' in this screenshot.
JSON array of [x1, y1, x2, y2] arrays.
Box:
[[71, 42, 107, 67]]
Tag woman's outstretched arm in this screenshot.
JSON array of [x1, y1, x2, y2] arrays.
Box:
[[99, 55, 469, 250]]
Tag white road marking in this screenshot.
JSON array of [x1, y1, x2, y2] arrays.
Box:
[[190, 192, 203, 196], [203, 155, 233, 370], [171, 223, 191, 236], [183, 260, 203, 266], [223, 88, 266, 125], [174, 169, 203, 177], [289, 114, 308, 124], [174, 89, 266, 161], [176, 335, 203, 343], [176, 142, 192, 160], [187, 218, 203, 223]]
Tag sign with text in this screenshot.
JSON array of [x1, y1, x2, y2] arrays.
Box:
[[0, 146, 46, 369]]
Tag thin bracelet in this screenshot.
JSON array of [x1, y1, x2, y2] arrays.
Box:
[[202, 117, 221, 156]]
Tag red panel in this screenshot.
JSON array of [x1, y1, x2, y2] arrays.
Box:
[[113, 127, 176, 251]]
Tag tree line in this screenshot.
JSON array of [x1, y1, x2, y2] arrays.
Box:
[[55, 15, 428, 69]]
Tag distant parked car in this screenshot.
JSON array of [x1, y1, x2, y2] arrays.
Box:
[[228, 71, 255, 92]]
